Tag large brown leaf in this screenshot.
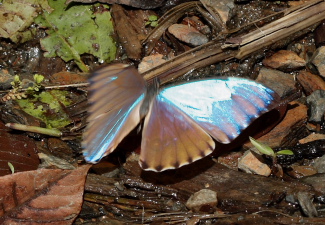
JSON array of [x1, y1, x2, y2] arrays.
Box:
[[0, 165, 91, 224], [0, 121, 39, 176]]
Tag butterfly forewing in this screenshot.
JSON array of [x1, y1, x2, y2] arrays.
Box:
[[83, 64, 146, 163], [158, 78, 279, 144], [140, 94, 215, 172]]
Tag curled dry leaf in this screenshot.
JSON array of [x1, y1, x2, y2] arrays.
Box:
[[0, 165, 91, 224]]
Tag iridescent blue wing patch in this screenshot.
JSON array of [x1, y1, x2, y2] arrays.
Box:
[[158, 78, 279, 144], [83, 64, 146, 163]]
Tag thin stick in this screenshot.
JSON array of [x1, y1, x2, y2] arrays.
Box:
[[5, 123, 62, 137]]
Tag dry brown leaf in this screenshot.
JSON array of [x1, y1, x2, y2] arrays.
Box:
[[0, 165, 91, 224], [0, 121, 39, 176]]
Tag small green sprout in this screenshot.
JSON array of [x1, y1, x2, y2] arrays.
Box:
[[249, 137, 294, 177], [10, 75, 22, 90], [8, 162, 14, 174], [249, 137, 294, 158], [145, 15, 158, 27], [27, 74, 44, 92]]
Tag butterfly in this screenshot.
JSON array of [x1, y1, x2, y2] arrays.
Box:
[[83, 63, 282, 172]]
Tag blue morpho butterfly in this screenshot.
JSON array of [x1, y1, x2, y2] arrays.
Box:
[[83, 63, 281, 172]]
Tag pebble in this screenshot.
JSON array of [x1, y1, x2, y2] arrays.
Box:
[[0, 69, 14, 90], [313, 154, 325, 173], [185, 189, 218, 213], [168, 24, 208, 47], [138, 54, 166, 73], [263, 50, 306, 71], [238, 151, 271, 176], [256, 67, 296, 97], [306, 90, 325, 123], [311, 46, 325, 77], [297, 192, 318, 217]]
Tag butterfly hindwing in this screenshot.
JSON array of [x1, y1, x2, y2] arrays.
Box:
[[83, 64, 146, 163], [140, 94, 215, 172], [158, 78, 279, 144]]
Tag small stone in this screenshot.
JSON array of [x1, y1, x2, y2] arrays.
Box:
[[297, 192, 318, 217], [0, 69, 14, 90], [185, 189, 218, 213], [306, 90, 325, 123], [217, 151, 243, 171], [263, 50, 306, 71], [313, 155, 325, 173], [296, 70, 325, 95], [168, 24, 208, 46], [311, 46, 325, 77], [256, 67, 296, 98], [138, 54, 167, 73], [287, 165, 318, 178], [238, 151, 271, 176]]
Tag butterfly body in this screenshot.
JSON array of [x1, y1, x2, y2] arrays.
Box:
[[83, 64, 282, 172]]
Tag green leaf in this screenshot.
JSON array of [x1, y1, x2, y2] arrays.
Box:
[[150, 21, 158, 27], [249, 137, 275, 157], [0, 0, 52, 43], [34, 74, 44, 84], [148, 15, 158, 21], [35, 0, 116, 72], [276, 150, 294, 155]]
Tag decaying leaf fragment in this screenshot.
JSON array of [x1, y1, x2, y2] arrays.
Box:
[[0, 165, 91, 224]]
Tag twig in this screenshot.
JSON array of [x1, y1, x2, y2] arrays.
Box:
[[5, 123, 62, 137], [0, 83, 89, 94]]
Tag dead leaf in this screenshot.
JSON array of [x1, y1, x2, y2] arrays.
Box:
[[0, 120, 39, 176], [0, 165, 91, 224]]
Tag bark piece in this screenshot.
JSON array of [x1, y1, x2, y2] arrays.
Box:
[[297, 70, 325, 95], [287, 165, 318, 178], [244, 101, 308, 148], [111, 5, 142, 60]]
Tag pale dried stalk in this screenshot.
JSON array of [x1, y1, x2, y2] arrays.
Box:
[[142, 0, 325, 84]]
